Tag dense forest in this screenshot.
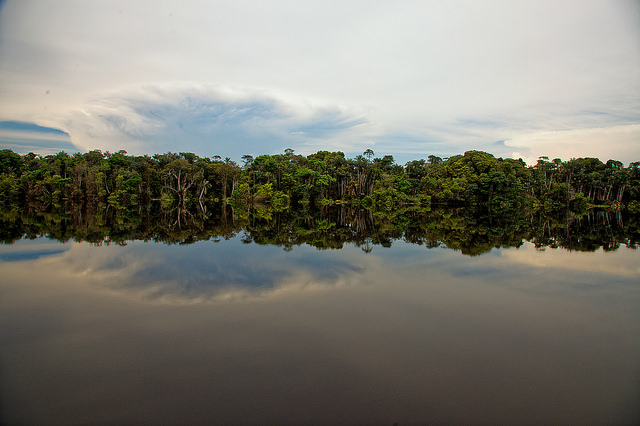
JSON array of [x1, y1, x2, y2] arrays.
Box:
[[1, 148, 639, 214]]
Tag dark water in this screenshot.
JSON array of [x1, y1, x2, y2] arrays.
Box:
[[1, 213, 639, 424]]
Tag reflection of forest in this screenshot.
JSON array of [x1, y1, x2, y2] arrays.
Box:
[[1, 204, 638, 255]]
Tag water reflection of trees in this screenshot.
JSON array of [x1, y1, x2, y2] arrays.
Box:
[[527, 210, 638, 252], [1, 205, 637, 255]]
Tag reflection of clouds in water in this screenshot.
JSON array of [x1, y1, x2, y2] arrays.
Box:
[[2, 240, 639, 424], [57, 238, 366, 303], [502, 242, 640, 277], [7, 238, 639, 305], [0, 239, 70, 262], [382, 241, 640, 309]]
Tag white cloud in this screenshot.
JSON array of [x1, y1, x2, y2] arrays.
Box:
[[502, 242, 640, 278], [62, 82, 371, 157], [505, 124, 640, 166], [0, 0, 638, 160], [37, 238, 371, 304]]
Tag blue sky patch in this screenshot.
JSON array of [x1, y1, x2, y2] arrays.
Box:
[[0, 121, 78, 154], [0, 121, 69, 136]]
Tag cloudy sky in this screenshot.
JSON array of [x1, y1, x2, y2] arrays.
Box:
[[0, 0, 638, 164]]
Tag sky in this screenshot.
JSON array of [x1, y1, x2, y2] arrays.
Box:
[[0, 0, 638, 165]]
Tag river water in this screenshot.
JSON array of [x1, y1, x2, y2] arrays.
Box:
[[1, 219, 639, 424]]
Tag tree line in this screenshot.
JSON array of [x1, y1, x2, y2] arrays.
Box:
[[1, 148, 639, 213]]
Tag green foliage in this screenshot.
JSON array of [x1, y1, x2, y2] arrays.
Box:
[[569, 192, 589, 212], [0, 148, 637, 219], [160, 192, 174, 208], [0, 149, 23, 174], [228, 182, 251, 208], [627, 200, 640, 214], [255, 183, 290, 211]]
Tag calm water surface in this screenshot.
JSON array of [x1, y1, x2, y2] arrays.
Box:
[[1, 235, 639, 424]]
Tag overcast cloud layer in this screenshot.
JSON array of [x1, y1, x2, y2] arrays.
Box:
[[0, 0, 638, 164]]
